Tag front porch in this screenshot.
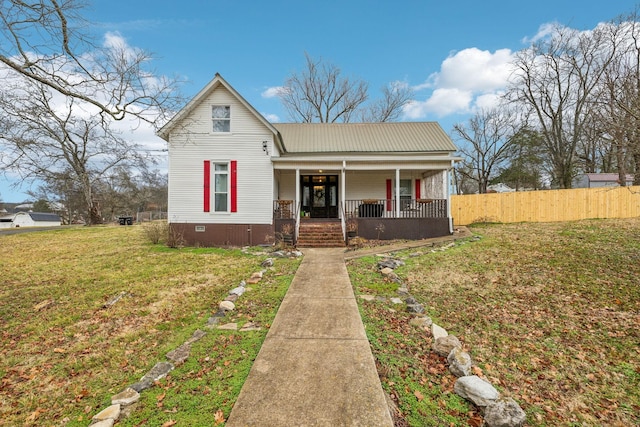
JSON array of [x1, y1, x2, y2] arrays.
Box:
[[273, 197, 451, 246]]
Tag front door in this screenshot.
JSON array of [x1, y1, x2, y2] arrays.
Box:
[[301, 175, 338, 218]]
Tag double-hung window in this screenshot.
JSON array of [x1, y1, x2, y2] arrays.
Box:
[[399, 179, 412, 210], [204, 160, 237, 213], [213, 163, 229, 212], [212, 106, 230, 132]]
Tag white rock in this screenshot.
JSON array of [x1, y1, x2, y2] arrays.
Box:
[[380, 267, 394, 276], [218, 323, 238, 330], [431, 323, 448, 340], [111, 388, 140, 406], [92, 404, 121, 422], [484, 397, 527, 427], [390, 297, 403, 304], [229, 286, 245, 296], [409, 316, 433, 329], [219, 301, 235, 311], [359, 295, 376, 301], [433, 335, 462, 357], [454, 375, 500, 407], [447, 347, 472, 377]]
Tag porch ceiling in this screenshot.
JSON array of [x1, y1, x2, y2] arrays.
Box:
[[272, 159, 456, 171]]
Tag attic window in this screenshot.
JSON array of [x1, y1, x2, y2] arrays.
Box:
[[212, 105, 230, 132]]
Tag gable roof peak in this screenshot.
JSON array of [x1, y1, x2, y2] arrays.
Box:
[[157, 74, 284, 151]]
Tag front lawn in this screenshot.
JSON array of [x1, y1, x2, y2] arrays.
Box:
[[0, 225, 299, 426], [349, 218, 640, 426]]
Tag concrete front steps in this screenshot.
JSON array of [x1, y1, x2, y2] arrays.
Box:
[[297, 220, 345, 248]]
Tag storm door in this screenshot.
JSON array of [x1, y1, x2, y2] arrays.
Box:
[[300, 175, 338, 218]]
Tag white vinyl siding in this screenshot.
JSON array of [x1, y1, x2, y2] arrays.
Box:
[[168, 86, 274, 224]]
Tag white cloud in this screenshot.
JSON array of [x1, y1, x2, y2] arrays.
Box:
[[261, 86, 286, 98], [262, 112, 280, 122], [522, 22, 562, 44], [437, 48, 514, 92], [474, 91, 505, 111], [406, 48, 515, 120], [404, 88, 473, 118]]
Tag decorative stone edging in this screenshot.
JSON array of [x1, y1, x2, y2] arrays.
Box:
[[87, 251, 303, 426], [360, 240, 526, 427]]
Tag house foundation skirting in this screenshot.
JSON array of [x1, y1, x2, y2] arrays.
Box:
[[356, 218, 451, 240], [171, 223, 274, 247]]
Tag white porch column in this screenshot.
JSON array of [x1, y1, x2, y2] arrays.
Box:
[[295, 168, 300, 212], [341, 161, 346, 218], [295, 168, 300, 237], [395, 168, 400, 217]]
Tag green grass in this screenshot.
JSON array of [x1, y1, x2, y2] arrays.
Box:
[[0, 225, 299, 426], [3, 218, 640, 426], [348, 218, 640, 426]]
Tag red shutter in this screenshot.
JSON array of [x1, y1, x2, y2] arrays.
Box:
[[230, 160, 237, 213], [415, 179, 421, 200], [386, 179, 392, 211], [203, 160, 210, 212]]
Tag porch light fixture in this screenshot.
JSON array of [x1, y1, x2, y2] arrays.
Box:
[[318, 169, 323, 173], [262, 140, 269, 155]]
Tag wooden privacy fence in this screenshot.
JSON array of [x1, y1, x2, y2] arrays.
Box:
[[451, 186, 640, 225]]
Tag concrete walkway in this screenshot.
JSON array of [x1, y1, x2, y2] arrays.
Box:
[[225, 248, 393, 426]]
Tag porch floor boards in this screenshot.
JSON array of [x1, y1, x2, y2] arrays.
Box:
[[297, 220, 345, 248]]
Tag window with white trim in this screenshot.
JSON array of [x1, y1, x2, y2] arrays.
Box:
[[213, 163, 229, 212], [395, 179, 412, 210], [212, 105, 230, 132]]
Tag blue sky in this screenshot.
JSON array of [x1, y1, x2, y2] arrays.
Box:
[[1, 0, 638, 202]]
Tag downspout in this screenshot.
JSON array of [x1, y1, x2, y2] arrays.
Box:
[[295, 168, 300, 244]]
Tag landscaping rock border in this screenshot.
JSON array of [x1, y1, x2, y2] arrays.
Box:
[[360, 239, 526, 427], [87, 250, 303, 426]]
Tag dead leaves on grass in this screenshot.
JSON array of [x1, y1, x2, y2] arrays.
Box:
[[214, 409, 225, 424]]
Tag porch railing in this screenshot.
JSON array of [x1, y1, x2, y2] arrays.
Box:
[[343, 198, 447, 219], [273, 200, 298, 219]]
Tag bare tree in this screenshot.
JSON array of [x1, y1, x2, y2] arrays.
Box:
[[0, 0, 181, 123], [595, 11, 640, 185], [508, 23, 619, 188], [358, 82, 413, 122], [453, 107, 516, 193], [279, 53, 412, 123], [0, 81, 149, 224], [280, 53, 368, 123], [0, 1, 181, 222]]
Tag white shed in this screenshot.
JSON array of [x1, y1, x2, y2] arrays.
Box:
[[11, 212, 62, 227]]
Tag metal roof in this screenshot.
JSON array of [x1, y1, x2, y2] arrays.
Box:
[[27, 212, 61, 222], [272, 122, 457, 153], [585, 173, 633, 182]]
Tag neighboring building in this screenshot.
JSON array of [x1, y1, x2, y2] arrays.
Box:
[[486, 183, 515, 193], [157, 74, 460, 247], [0, 212, 62, 228], [0, 214, 13, 229], [14, 203, 34, 212], [573, 173, 634, 189]]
